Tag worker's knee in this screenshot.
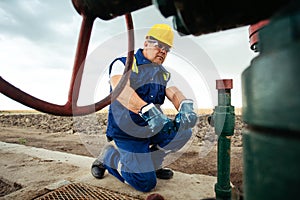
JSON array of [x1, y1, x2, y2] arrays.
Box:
[[135, 178, 156, 192], [134, 176, 156, 192], [123, 172, 157, 192]]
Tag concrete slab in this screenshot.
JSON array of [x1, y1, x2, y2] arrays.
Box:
[[0, 141, 217, 200]]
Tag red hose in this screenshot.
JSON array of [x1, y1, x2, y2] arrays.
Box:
[[0, 14, 134, 116]]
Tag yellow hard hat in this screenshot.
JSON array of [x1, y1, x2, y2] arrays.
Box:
[[146, 24, 174, 47]]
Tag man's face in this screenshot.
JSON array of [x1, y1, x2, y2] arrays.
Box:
[[143, 39, 171, 64]]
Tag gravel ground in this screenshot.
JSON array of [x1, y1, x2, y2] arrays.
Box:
[[0, 111, 245, 198], [0, 112, 244, 147]]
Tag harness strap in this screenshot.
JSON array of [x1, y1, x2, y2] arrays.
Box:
[[109, 56, 138, 75], [131, 56, 138, 74]]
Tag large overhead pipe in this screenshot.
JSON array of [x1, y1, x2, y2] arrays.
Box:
[[71, 0, 291, 36], [153, 0, 291, 36], [72, 0, 151, 20], [72, 0, 293, 36]]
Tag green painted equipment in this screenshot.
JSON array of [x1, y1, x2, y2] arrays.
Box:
[[209, 79, 235, 200], [242, 1, 300, 199]]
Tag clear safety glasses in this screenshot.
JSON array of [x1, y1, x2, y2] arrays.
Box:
[[147, 39, 171, 53]]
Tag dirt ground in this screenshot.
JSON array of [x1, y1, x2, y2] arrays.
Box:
[[0, 112, 244, 199]]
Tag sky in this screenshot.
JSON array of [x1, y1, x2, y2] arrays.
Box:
[[0, 0, 258, 111]]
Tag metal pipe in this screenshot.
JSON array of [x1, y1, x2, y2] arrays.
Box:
[[242, 1, 300, 199], [71, 0, 151, 20], [153, 0, 291, 36], [209, 79, 235, 200], [66, 14, 95, 110]]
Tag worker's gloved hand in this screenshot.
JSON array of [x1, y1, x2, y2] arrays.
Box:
[[139, 103, 174, 134], [174, 99, 198, 130]]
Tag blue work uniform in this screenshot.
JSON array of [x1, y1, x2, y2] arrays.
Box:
[[103, 48, 192, 192]]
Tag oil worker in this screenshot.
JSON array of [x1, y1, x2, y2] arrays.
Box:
[[91, 24, 197, 192]]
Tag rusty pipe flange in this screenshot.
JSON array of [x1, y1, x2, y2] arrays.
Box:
[[216, 79, 233, 90], [72, 0, 151, 20], [248, 19, 270, 52]]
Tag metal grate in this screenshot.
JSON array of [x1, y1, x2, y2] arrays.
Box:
[[34, 183, 143, 200], [0, 178, 22, 197]]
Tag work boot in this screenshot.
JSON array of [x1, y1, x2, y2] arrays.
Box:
[[155, 168, 174, 179], [91, 144, 114, 179]]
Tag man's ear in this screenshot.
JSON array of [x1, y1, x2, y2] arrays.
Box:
[[144, 40, 148, 48]]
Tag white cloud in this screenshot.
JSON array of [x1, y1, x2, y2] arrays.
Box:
[[19, 0, 42, 15]]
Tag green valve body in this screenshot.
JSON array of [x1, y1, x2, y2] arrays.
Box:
[[242, 1, 300, 199]]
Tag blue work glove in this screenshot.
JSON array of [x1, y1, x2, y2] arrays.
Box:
[[139, 103, 174, 134], [174, 99, 198, 130]]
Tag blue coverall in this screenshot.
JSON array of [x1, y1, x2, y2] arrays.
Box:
[[103, 48, 192, 192]]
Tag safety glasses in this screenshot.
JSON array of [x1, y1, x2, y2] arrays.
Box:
[[147, 39, 171, 52]]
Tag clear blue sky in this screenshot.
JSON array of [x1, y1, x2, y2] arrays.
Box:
[[0, 1, 257, 110]]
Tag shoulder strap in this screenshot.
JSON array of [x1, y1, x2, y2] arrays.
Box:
[[131, 56, 138, 74], [108, 56, 138, 75], [160, 65, 171, 81]]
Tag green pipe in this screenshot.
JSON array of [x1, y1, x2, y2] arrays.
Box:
[[210, 80, 235, 200], [215, 135, 232, 199]]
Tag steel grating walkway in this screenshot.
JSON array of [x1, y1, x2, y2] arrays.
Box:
[[34, 183, 143, 200]]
